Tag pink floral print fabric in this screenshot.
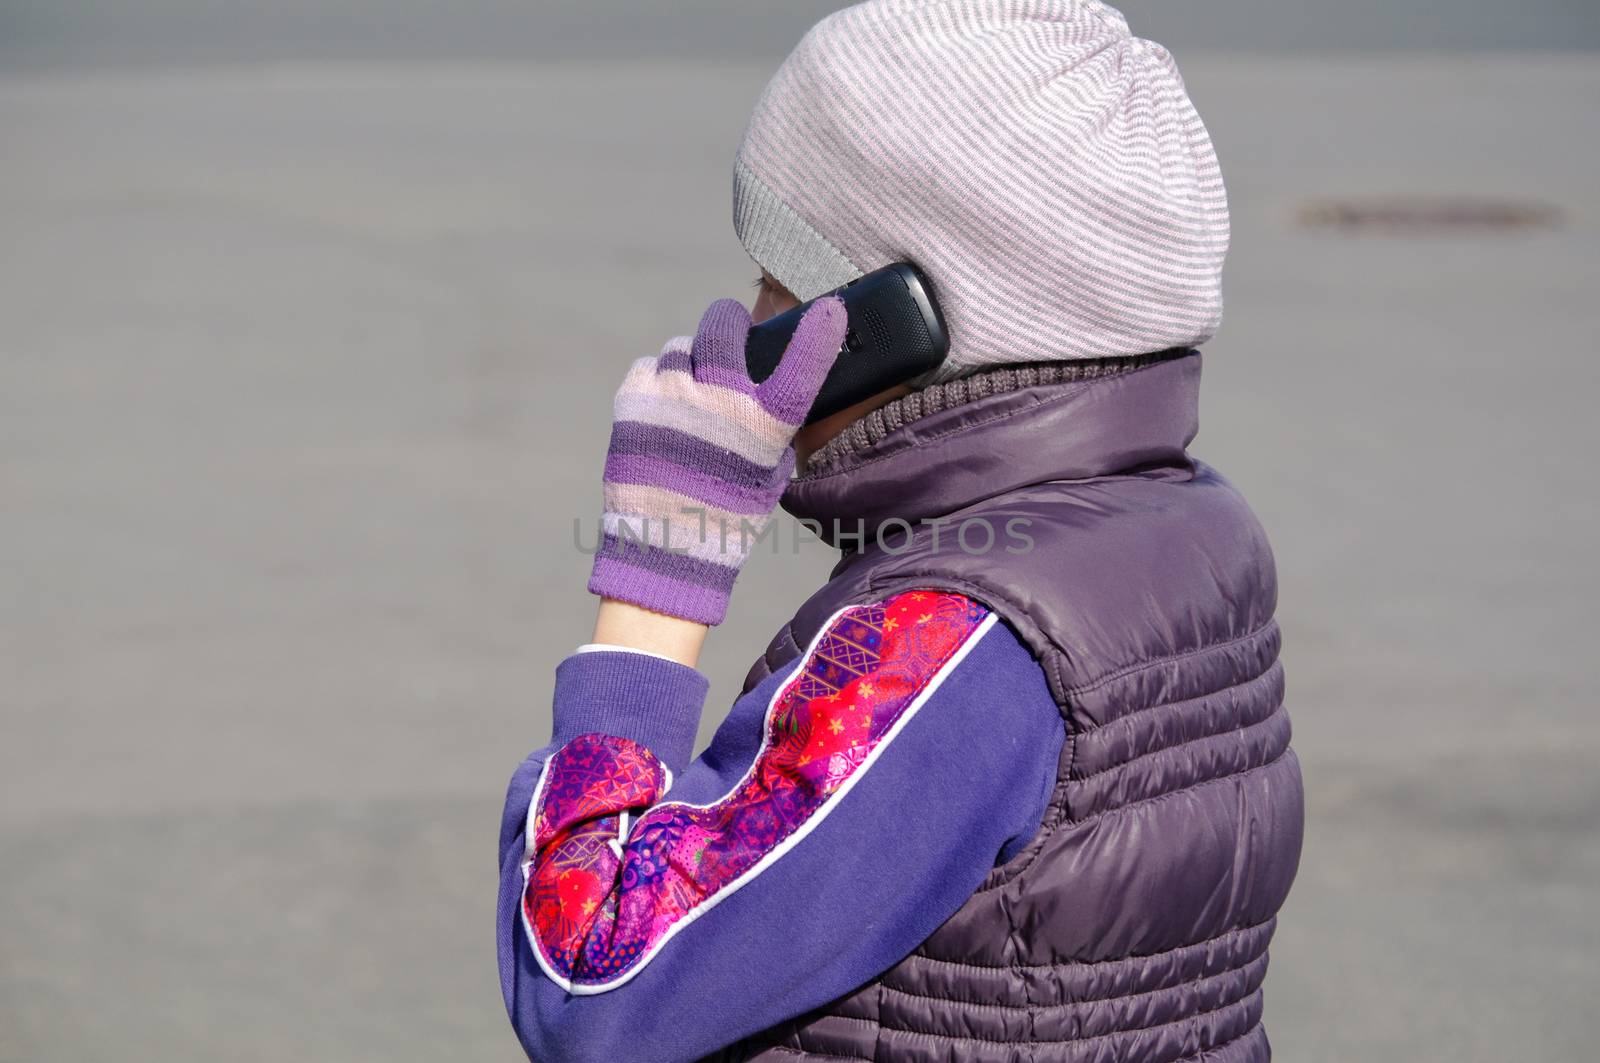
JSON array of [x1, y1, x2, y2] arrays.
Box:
[[521, 590, 992, 992]]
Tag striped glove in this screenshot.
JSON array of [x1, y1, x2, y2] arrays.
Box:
[[588, 295, 847, 625]]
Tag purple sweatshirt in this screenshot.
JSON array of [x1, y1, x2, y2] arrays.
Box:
[[496, 590, 1064, 1063]]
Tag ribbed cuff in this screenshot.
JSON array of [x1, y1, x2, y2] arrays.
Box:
[[550, 649, 709, 778], [588, 545, 738, 627]]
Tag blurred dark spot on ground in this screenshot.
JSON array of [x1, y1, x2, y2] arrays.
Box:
[[1297, 197, 1564, 233]]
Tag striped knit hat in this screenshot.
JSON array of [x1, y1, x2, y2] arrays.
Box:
[[733, 0, 1229, 382]]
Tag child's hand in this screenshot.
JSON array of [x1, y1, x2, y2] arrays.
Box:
[[587, 295, 847, 625]]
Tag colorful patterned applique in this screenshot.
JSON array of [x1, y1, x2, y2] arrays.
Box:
[[521, 590, 993, 993]]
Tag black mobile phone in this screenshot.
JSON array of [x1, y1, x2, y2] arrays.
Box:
[[745, 262, 949, 425]]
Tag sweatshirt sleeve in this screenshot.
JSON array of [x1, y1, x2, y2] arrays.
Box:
[[496, 590, 1065, 1063]]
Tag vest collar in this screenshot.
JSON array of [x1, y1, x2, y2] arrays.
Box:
[[781, 350, 1203, 548]]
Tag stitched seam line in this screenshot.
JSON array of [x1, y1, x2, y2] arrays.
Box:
[[1073, 699, 1287, 784], [980, 746, 1073, 891], [993, 827, 1037, 1060], [872, 982, 885, 1063], [1073, 741, 1293, 823], [1063, 620, 1278, 698], [879, 949, 1268, 1014], [1076, 656, 1281, 745], [887, 919, 1275, 974], [813, 987, 1262, 1048], [1188, 1021, 1260, 1062], [972, 718, 1292, 895]]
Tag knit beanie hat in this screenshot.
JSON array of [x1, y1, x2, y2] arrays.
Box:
[[733, 0, 1229, 382]]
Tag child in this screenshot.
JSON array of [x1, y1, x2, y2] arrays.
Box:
[[498, 2, 1303, 1060]]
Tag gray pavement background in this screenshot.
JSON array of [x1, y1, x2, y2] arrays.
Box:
[[2, 6, 1598, 1061], [2, 0, 1598, 68]]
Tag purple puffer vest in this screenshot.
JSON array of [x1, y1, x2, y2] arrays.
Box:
[[705, 352, 1303, 1062]]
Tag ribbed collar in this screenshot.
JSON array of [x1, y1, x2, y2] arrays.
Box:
[[781, 350, 1204, 548]]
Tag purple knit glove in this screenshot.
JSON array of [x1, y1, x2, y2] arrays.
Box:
[[588, 295, 847, 625]]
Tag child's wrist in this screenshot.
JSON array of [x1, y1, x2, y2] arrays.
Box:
[[590, 596, 709, 668]]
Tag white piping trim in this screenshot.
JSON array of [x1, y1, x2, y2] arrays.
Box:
[[608, 810, 630, 860], [519, 598, 997, 995]]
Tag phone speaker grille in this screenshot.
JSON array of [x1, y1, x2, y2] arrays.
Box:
[[860, 307, 894, 353]]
